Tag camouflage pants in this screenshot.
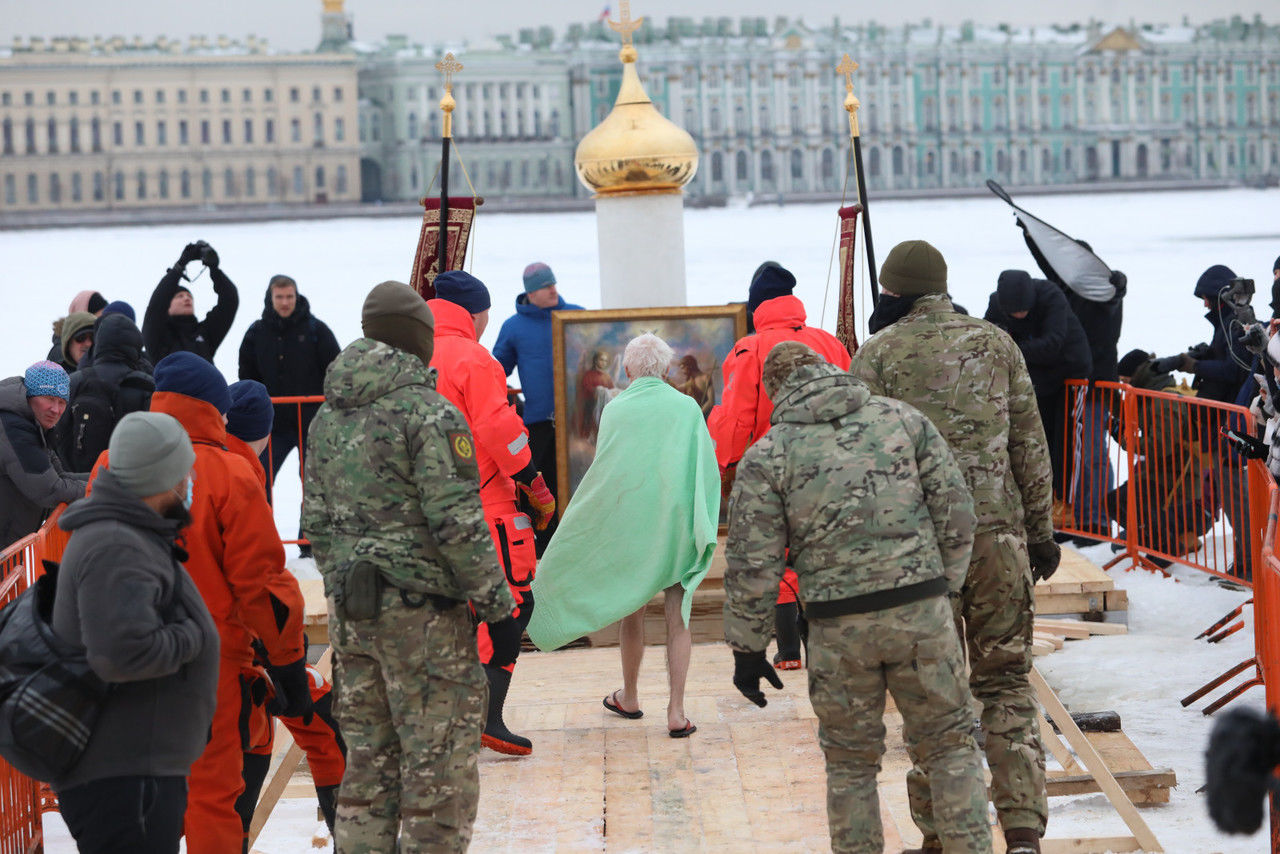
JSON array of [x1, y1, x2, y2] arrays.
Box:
[[908, 530, 1047, 840], [808, 595, 991, 854], [330, 586, 486, 854]]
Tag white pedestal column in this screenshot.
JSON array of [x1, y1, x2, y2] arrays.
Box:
[[594, 191, 687, 309]]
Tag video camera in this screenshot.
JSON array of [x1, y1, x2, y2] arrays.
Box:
[[1221, 278, 1267, 356]]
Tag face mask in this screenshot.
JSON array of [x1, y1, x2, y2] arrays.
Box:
[[172, 475, 194, 512]]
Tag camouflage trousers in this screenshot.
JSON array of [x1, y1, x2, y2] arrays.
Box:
[[908, 529, 1048, 840], [330, 586, 486, 854], [808, 595, 991, 854]]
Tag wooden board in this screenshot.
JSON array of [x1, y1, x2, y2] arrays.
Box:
[[1047, 731, 1176, 806], [298, 578, 328, 646], [1036, 618, 1128, 637], [1038, 550, 1117, 594]]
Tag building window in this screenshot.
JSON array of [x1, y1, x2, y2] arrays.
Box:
[[158, 170, 168, 199], [222, 120, 232, 144], [224, 167, 235, 197], [179, 120, 188, 145], [290, 87, 300, 103], [265, 119, 275, 143], [264, 88, 273, 103], [292, 166, 304, 194], [47, 119, 58, 153], [69, 118, 80, 152], [27, 174, 39, 204], [199, 89, 209, 103], [761, 150, 774, 182], [3, 175, 14, 205], [69, 91, 78, 106], [246, 167, 256, 197], [93, 172, 104, 201], [181, 170, 191, 199], [177, 89, 187, 104], [736, 150, 749, 181], [333, 86, 343, 102], [291, 118, 301, 143], [155, 121, 166, 146], [114, 171, 124, 200], [155, 89, 165, 104], [112, 121, 123, 147], [370, 115, 380, 142], [267, 167, 278, 196], [334, 118, 345, 142], [49, 173, 61, 203], [90, 118, 101, 152], [821, 149, 834, 182], [1, 93, 9, 107], [790, 148, 804, 180], [24, 119, 36, 153], [893, 146, 905, 177], [711, 151, 723, 182], [242, 88, 252, 103], [1, 119, 11, 155], [244, 119, 253, 144], [24, 92, 33, 106], [200, 120, 210, 145], [408, 112, 419, 140], [336, 165, 348, 194], [133, 89, 143, 104], [136, 170, 146, 200], [221, 88, 230, 104], [315, 166, 326, 188], [134, 121, 144, 146], [312, 86, 322, 103], [202, 168, 212, 198]]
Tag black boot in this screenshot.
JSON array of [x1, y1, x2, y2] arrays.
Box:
[[482, 664, 532, 756], [315, 783, 338, 836], [773, 602, 802, 670]]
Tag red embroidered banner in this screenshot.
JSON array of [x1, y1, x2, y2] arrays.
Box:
[[409, 196, 482, 299], [836, 203, 863, 355]]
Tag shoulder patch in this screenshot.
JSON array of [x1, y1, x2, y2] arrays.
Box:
[[447, 430, 479, 479]]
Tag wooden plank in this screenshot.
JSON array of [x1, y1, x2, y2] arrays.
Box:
[[1031, 668, 1162, 852], [1039, 712, 1084, 775], [1034, 591, 1126, 616], [1034, 619, 1093, 639], [1041, 837, 1143, 853], [1035, 618, 1127, 637], [1032, 639, 1057, 656], [1033, 632, 1066, 650], [1047, 768, 1176, 804]]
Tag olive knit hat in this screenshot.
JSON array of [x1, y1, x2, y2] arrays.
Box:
[[361, 280, 435, 367], [880, 240, 948, 297]]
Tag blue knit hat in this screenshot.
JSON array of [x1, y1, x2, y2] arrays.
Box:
[[226, 380, 274, 442], [523, 262, 556, 294], [747, 262, 797, 313], [23, 361, 70, 401], [101, 300, 137, 323], [435, 270, 491, 314], [154, 352, 231, 414]]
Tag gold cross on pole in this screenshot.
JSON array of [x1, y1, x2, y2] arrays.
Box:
[[836, 54, 859, 94], [435, 52, 464, 94], [608, 1, 644, 47]]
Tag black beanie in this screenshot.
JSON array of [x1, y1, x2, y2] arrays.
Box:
[[1273, 255, 1280, 274], [747, 262, 797, 313], [1117, 349, 1151, 378], [997, 270, 1035, 314], [86, 292, 108, 314]]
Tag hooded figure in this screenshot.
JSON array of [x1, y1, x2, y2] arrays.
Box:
[[985, 270, 1092, 400], [61, 314, 156, 471]]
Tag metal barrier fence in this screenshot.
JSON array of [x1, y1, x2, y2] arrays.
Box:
[[261, 395, 325, 549], [1057, 379, 1257, 585]]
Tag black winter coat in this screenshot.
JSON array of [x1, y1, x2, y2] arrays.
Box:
[[237, 290, 340, 433], [0, 377, 87, 546], [142, 265, 238, 365], [1192, 299, 1251, 403], [60, 315, 156, 471], [985, 277, 1093, 399]]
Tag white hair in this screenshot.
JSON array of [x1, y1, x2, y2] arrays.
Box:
[[622, 333, 674, 379]]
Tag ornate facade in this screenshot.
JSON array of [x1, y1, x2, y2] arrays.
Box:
[[359, 14, 1280, 201], [0, 34, 360, 212]]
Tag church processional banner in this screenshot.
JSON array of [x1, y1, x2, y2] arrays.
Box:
[[409, 197, 481, 300], [836, 203, 863, 355]]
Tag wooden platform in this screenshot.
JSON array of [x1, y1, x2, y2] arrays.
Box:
[[1034, 549, 1128, 619]]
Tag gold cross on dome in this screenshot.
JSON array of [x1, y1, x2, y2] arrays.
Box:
[[608, 1, 644, 47], [836, 54, 859, 92], [435, 52, 463, 93]]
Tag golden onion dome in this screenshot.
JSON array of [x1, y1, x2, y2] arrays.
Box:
[[574, 44, 699, 195]]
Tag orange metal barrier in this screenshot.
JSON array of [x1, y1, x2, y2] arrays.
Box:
[[0, 506, 70, 853], [1058, 379, 1257, 585], [261, 394, 325, 548]]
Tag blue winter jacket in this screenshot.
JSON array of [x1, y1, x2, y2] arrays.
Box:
[[493, 294, 584, 424]]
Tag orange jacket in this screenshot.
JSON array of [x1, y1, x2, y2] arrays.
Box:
[[93, 391, 306, 668], [707, 295, 851, 471], [428, 299, 533, 506], [225, 434, 267, 489]]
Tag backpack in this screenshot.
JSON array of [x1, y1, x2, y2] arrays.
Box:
[[67, 369, 155, 471], [0, 562, 111, 783]]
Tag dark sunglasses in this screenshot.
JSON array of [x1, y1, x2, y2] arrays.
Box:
[[71, 331, 94, 345]]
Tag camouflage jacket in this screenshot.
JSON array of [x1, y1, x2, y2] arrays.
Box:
[[849, 294, 1054, 544], [723, 362, 975, 652], [302, 338, 514, 622]]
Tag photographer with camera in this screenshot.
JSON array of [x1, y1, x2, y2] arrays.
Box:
[[1151, 265, 1253, 404], [142, 241, 239, 365]]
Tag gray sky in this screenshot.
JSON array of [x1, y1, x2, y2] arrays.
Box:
[[2, 1, 1271, 52]]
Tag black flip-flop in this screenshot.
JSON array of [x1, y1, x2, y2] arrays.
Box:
[[668, 721, 697, 738], [603, 691, 643, 720]]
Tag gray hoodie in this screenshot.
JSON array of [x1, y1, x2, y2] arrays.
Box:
[[50, 469, 219, 791]]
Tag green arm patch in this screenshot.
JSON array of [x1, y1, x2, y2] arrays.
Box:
[[447, 430, 480, 480]]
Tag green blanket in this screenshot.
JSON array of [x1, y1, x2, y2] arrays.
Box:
[[528, 376, 720, 651]]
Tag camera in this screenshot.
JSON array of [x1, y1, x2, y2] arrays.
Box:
[[1222, 277, 1255, 308], [1221, 278, 1267, 356]]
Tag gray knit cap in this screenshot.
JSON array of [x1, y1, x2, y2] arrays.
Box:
[[108, 412, 196, 498]]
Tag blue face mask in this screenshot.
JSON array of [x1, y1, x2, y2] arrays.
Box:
[[174, 475, 194, 511]]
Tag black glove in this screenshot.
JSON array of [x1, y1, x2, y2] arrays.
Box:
[[1187, 342, 1214, 360], [1150, 355, 1185, 374], [197, 240, 220, 269], [1028, 540, 1062, 583], [1224, 428, 1268, 460], [1108, 270, 1127, 297], [176, 242, 203, 268], [732, 649, 783, 708], [484, 615, 524, 669], [1206, 706, 1280, 834], [265, 657, 315, 725]]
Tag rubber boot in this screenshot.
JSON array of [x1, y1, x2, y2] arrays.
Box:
[[482, 664, 533, 756], [315, 784, 338, 836], [1005, 828, 1042, 854], [773, 602, 803, 670]]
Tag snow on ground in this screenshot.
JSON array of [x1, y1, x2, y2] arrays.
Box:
[[13, 187, 1280, 850]]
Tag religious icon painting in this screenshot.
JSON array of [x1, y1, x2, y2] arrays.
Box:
[[551, 304, 748, 519]]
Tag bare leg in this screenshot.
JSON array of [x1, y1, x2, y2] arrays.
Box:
[[615, 607, 646, 714], [664, 585, 692, 731]]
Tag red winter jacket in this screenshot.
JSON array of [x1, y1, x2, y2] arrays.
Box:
[[707, 295, 851, 471], [428, 299, 533, 507], [91, 391, 305, 668]]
